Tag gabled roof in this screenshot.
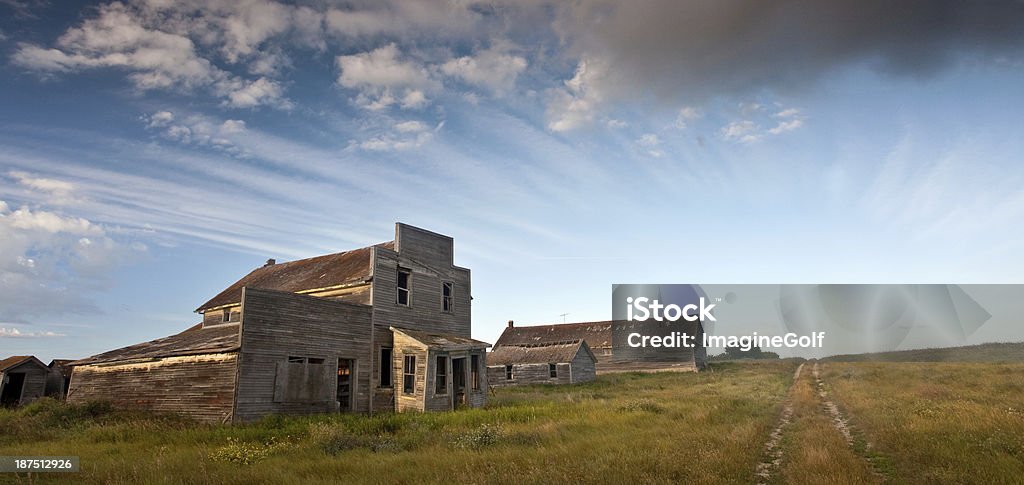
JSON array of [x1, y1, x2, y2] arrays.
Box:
[[494, 321, 620, 349], [488, 340, 596, 366], [391, 327, 491, 351], [70, 323, 240, 366], [196, 241, 394, 312], [0, 355, 47, 373]]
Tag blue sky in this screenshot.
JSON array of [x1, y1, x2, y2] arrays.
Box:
[[2, 1, 1024, 362]]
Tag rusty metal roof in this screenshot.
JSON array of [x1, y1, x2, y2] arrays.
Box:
[[196, 241, 394, 312], [487, 340, 596, 366], [494, 320, 621, 350], [391, 327, 490, 351], [70, 323, 240, 366], [0, 355, 47, 372]]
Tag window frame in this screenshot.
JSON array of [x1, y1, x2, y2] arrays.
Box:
[[505, 364, 513, 380], [222, 309, 231, 323], [403, 355, 416, 394], [379, 347, 393, 388], [470, 354, 480, 390], [434, 355, 448, 395], [549, 363, 558, 378], [442, 281, 454, 313], [396, 267, 412, 306]]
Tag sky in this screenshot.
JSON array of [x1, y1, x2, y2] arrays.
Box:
[[1, 0, 1024, 362]]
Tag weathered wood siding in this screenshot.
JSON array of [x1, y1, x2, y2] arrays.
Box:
[[371, 329, 396, 413], [570, 349, 597, 384], [370, 224, 472, 338], [234, 288, 373, 422], [487, 362, 568, 387], [1, 361, 49, 406], [394, 331, 428, 413], [67, 354, 237, 422]]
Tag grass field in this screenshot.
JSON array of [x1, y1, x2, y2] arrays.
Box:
[[2, 354, 1022, 484]]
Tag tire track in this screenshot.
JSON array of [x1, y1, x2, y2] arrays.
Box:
[[812, 362, 889, 481], [755, 362, 804, 484]]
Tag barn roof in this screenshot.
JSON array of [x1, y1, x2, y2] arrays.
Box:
[[196, 241, 394, 312], [0, 355, 48, 372], [494, 321, 620, 349], [70, 323, 240, 366], [391, 327, 490, 351], [487, 340, 596, 366]]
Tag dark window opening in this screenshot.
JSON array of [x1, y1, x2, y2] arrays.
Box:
[[308, 358, 325, 365], [442, 281, 453, 312], [549, 363, 558, 378], [221, 309, 230, 322], [397, 267, 411, 306], [505, 365, 513, 380], [287, 356, 305, 363], [403, 355, 416, 394], [471, 354, 480, 390], [435, 356, 447, 394], [379, 347, 393, 387]]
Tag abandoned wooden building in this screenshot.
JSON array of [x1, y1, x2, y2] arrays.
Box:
[[45, 359, 73, 400], [68, 223, 491, 422], [486, 340, 597, 387], [0, 355, 49, 407], [495, 319, 706, 371]]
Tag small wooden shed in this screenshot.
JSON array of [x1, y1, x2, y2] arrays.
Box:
[[486, 340, 597, 387], [0, 356, 49, 407]]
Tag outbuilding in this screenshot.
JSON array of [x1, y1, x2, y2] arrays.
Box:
[[0, 356, 49, 407], [487, 340, 597, 387]]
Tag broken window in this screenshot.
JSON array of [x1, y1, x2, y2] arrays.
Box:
[[403, 355, 416, 394], [397, 267, 411, 305], [435, 356, 447, 394], [288, 356, 305, 363], [442, 281, 453, 312], [505, 365, 513, 380], [379, 347, 393, 388], [287, 356, 324, 365], [549, 363, 558, 378], [471, 354, 480, 390], [222, 309, 230, 323]]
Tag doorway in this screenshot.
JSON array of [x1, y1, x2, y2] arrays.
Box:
[[337, 359, 354, 412], [1, 373, 25, 407], [451, 358, 466, 408]]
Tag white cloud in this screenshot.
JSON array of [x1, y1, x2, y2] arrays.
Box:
[[606, 119, 628, 129], [547, 57, 607, 132], [720, 120, 761, 144], [637, 133, 661, 147], [394, 120, 428, 133], [767, 118, 804, 135], [440, 42, 527, 95], [12, 1, 292, 109], [775, 108, 801, 118], [336, 44, 436, 110], [674, 106, 702, 128], [0, 327, 67, 338], [0, 199, 145, 322], [220, 119, 247, 134], [142, 110, 247, 153]]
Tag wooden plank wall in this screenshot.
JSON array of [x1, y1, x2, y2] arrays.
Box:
[[2, 362, 49, 405], [393, 331, 428, 413], [570, 349, 597, 384], [234, 288, 373, 422], [67, 354, 237, 423], [486, 362, 571, 387]]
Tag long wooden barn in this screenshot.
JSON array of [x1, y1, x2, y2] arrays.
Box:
[[68, 223, 491, 423], [486, 340, 597, 387]]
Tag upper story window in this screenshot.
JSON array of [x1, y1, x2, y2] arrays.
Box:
[[442, 281, 453, 312], [397, 267, 411, 306], [222, 309, 231, 323]]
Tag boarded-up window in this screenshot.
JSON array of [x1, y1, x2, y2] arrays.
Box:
[[549, 363, 558, 378], [442, 281, 453, 312], [505, 365, 513, 380], [403, 355, 416, 394], [379, 347, 393, 387], [274, 358, 331, 403], [471, 354, 480, 390], [397, 267, 411, 305], [435, 356, 447, 394]]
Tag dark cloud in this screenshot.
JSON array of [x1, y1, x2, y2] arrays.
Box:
[[549, 0, 1024, 105]]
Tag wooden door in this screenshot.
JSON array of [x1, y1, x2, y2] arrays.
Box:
[[337, 359, 353, 412]]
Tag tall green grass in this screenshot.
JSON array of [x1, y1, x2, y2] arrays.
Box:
[[0, 362, 796, 484]]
